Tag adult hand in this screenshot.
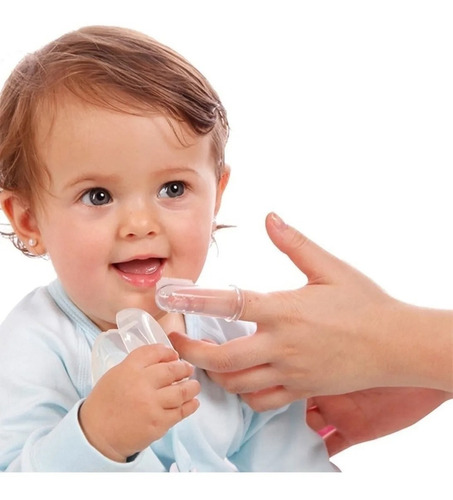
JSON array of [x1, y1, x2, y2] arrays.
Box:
[[306, 388, 452, 456], [167, 213, 453, 411]]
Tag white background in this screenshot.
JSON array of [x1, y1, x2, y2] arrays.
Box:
[[0, 0, 451, 492]]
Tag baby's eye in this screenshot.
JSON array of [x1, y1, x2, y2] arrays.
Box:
[[81, 188, 112, 206], [158, 181, 186, 199]]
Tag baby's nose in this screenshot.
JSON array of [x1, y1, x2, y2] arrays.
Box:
[[119, 204, 161, 239]]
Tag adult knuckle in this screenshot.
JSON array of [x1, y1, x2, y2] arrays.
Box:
[[212, 352, 235, 372], [288, 227, 310, 252], [271, 293, 302, 327], [222, 375, 251, 394]]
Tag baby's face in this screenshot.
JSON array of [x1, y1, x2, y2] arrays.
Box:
[[32, 97, 228, 330]]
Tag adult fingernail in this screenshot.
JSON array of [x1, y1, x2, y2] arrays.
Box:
[[269, 212, 287, 231], [318, 425, 337, 440]]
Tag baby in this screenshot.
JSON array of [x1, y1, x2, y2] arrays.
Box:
[[0, 26, 336, 471]]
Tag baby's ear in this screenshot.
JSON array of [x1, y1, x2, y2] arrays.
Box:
[[0, 191, 45, 255], [214, 165, 230, 214]]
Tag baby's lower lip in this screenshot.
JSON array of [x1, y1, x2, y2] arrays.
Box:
[[113, 258, 164, 287]]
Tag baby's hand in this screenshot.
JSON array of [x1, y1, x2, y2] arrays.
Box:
[[79, 344, 200, 462]]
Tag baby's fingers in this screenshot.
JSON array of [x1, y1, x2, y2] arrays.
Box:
[[165, 398, 201, 430], [152, 359, 195, 388], [160, 378, 201, 409]]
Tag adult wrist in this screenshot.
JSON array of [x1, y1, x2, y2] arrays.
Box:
[[379, 299, 453, 391]]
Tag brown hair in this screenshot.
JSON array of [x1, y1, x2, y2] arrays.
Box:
[[0, 25, 229, 254]]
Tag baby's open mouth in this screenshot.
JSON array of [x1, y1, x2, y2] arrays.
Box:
[[113, 257, 163, 275]]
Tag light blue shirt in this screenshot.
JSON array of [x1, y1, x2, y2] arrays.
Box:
[[0, 281, 336, 472]]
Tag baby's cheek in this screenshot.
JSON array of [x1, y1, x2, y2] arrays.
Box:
[[175, 244, 210, 279]]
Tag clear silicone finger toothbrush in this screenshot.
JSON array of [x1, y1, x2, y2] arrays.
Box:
[[155, 277, 245, 321], [91, 308, 174, 384], [116, 308, 174, 351]]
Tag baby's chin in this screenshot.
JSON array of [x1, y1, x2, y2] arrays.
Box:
[[106, 304, 167, 332]]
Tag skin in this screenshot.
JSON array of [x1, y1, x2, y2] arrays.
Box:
[[3, 100, 451, 458], [0, 95, 230, 461], [168, 213, 453, 450], [306, 388, 451, 456]]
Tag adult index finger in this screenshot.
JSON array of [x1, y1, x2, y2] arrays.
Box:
[[156, 280, 273, 323], [168, 331, 270, 373]]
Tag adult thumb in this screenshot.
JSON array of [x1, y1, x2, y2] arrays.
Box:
[[265, 212, 343, 283]]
